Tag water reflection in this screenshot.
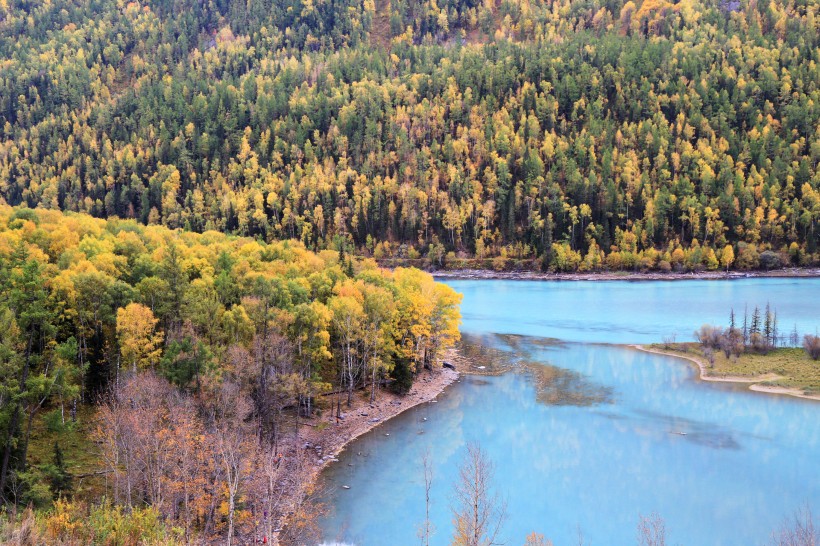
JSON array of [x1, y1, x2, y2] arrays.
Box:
[[526, 363, 614, 407], [461, 334, 614, 407]]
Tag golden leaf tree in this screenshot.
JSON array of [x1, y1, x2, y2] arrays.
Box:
[[117, 303, 164, 372]]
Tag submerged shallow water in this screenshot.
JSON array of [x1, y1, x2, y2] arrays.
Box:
[[318, 279, 820, 545]]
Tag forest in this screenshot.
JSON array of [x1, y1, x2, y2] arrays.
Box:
[[0, 0, 819, 540], [0, 205, 461, 543], [0, 0, 818, 272]]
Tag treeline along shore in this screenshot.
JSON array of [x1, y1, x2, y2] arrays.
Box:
[[430, 267, 820, 281]]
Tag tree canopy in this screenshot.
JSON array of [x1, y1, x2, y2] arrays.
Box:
[[0, 0, 817, 271], [0, 205, 461, 530]]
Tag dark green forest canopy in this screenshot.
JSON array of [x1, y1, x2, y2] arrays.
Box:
[[1, 0, 819, 271]]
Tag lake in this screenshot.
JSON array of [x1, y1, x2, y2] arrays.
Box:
[[317, 278, 820, 545]]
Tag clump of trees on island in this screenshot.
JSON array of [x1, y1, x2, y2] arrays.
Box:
[[0, 205, 461, 543], [693, 306, 820, 365]]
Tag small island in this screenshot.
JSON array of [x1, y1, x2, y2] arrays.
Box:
[[637, 313, 820, 400]]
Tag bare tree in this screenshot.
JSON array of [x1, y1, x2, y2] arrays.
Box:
[[703, 347, 715, 368], [524, 532, 554, 546], [770, 505, 818, 546], [637, 512, 666, 546], [418, 448, 435, 546], [576, 525, 587, 546], [803, 334, 820, 360], [450, 443, 507, 546], [790, 325, 800, 347], [209, 380, 255, 546], [696, 324, 729, 350], [277, 452, 327, 546]]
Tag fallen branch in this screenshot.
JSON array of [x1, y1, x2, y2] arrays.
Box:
[[72, 469, 115, 479]]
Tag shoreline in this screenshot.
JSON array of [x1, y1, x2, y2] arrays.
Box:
[[274, 342, 816, 542], [632, 345, 820, 402], [274, 364, 459, 544], [430, 267, 820, 282]]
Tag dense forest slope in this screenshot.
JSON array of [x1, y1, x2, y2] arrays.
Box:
[[0, 0, 818, 272]]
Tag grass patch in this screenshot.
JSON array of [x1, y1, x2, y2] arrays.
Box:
[[26, 404, 105, 502], [652, 343, 820, 395]]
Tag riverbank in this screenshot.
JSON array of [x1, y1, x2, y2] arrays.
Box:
[[632, 345, 820, 402], [432, 267, 820, 281], [274, 363, 459, 544]]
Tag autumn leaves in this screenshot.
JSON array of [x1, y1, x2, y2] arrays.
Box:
[[0, 205, 462, 542], [116, 303, 164, 372]]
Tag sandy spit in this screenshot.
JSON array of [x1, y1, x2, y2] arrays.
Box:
[[632, 345, 820, 402]]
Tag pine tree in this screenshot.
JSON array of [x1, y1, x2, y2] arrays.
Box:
[[49, 441, 72, 498], [750, 306, 762, 350], [750, 306, 760, 336]]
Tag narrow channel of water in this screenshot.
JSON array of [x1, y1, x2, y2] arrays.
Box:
[[318, 279, 820, 546]]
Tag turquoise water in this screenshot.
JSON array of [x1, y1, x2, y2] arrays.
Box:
[[450, 278, 820, 344], [318, 279, 820, 545]]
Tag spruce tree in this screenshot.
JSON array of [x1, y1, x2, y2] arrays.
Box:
[[49, 441, 72, 498]]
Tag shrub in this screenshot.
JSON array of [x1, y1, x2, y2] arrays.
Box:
[[759, 250, 783, 270], [695, 325, 723, 349], [804, 334, 820, 360], [43, 499, 173, 545], [736, 242, 760, 270], [492, 255, 508, 271]]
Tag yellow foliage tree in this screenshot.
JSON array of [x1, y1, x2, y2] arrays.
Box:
[[720, 245, 735, 272], [117, 303, 164, 372]]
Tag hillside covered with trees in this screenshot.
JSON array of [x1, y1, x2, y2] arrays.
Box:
[[0, 205, 461, 542], [0, 0, 818, 272]]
